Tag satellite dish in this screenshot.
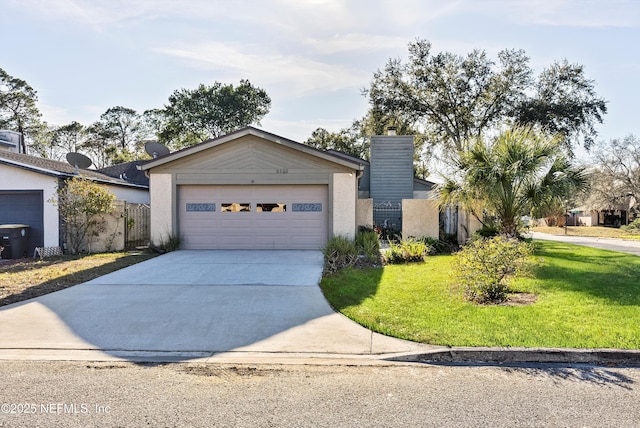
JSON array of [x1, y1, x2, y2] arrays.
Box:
[[66, 152, 92, 172], [145, 141, 170, 159]]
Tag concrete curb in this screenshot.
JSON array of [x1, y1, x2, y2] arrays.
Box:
[[387, 347, 640, 365]]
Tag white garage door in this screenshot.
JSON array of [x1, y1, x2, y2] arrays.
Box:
[[179, 185, 328, 249]]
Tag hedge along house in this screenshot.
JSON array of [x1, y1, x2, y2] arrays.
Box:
[[140, 127, 364, 250], [0, 149, 150, 256]]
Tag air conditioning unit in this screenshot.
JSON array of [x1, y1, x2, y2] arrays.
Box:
[[0, 130, 22, 153]]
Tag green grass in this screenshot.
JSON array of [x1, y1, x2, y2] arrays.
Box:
[[532, 225, 640, 240], [0, 252, 157, 307], [320, 240, 640, 349]]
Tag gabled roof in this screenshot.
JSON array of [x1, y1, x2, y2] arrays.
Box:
[[0, 150, 148, 189], [97, 160, 150, 186], [325, 149, 369, 166], [140, 126, 365, 172]]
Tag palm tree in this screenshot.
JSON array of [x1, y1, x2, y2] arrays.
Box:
[[439, 126, 588, 237]]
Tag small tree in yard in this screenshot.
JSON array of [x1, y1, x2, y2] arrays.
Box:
[[51, 176, 116, 254]]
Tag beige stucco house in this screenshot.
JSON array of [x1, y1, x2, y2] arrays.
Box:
[[140, 127, 364, 250]]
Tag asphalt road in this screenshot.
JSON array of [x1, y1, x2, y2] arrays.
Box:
[[1, 361, 639, 427]]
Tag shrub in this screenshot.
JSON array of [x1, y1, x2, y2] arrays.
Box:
[[413, 236, 451, 255], [383, 239, 430, 264], [322, 235, 359, 274], [473, 224, 500, 239], [152, 232, 183, 253], [355, 229, 380, 262], [622, 218, 640, 232], [453, 236, 533, 304], [49, 176, 116, 254]]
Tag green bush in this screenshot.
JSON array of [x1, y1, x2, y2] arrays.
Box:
[[413, 236, 452, 255], [453, 236, 533, 304], [473, 224, 499, 238], [156, 232, 183, 253], [622, 218, 640, 232], [355, 229, 380, 261], [322, 235, 359, 274], [384, 239, 430, 264]]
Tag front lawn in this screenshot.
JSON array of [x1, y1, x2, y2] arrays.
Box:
[[0, 252, 157, 307], [320, 240, 640, 349]]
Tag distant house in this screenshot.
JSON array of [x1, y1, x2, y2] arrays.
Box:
[[0, 150, 149, 257]]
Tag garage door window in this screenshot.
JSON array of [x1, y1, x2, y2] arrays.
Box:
[[292, 203, 322, 212], [221, 203, 251, 212], [257, 203, 286, 212]]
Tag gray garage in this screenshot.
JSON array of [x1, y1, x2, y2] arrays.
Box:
[[0, 190, 44, 257]]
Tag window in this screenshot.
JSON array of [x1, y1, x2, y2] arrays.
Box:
[[186, 203, 216, 212], [292, 203, 322, 212], [257, 203, 286, 212], [221, 203, 251, 212]]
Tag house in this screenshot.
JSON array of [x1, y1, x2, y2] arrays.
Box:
[[141, 127, 364, 250], [141, 126, 478, 250], [0, 150, 149, 257]]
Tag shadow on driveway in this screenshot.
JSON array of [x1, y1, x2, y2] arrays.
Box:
[[0, 250, 430, 362]]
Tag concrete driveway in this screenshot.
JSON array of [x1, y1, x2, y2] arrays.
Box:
[[0, 250, 435, 362]]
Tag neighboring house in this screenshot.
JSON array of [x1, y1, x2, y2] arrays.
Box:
[[0, 150, 149, 257], [567, 206, 634, 227]]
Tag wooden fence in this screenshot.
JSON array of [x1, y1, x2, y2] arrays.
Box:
[[124, 203, 150, 250]]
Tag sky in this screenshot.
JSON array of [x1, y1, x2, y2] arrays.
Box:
[[2, 0, 639, 150]]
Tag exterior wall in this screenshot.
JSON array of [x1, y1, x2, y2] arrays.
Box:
[[0, 164, 59, 247], [86, 200, 125, 253], [149, 173, 174, 245], [413, 190, 431, 199], [369, 135, 414, 204], [108, 186, 150, 204], [331, 172, 357, 239], [457, 210, 483, 243], [575, 211, 598, 226], [402, 199, 439, 239], [147, 136, 361, 246], [356, 198, 373, 228]]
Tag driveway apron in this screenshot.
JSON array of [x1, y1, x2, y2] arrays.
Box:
[[0, 250, 429, 361]]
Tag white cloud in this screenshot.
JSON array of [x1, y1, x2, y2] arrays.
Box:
[[303, 33, 406, 55], [156, 42, 368, 96], [259, 117, 353, 142], [474, 0, 640, 28]]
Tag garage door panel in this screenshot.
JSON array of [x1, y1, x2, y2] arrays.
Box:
[[179, 185, 327, 250], [0, 191, 44, 257]]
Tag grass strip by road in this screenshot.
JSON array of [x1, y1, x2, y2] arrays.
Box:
[[320, 240, 640, 349], [0, 252, 157, 307], [532, 225, 640, 240]]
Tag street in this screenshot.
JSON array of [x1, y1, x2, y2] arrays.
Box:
[[1, 361, 639, 427]]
